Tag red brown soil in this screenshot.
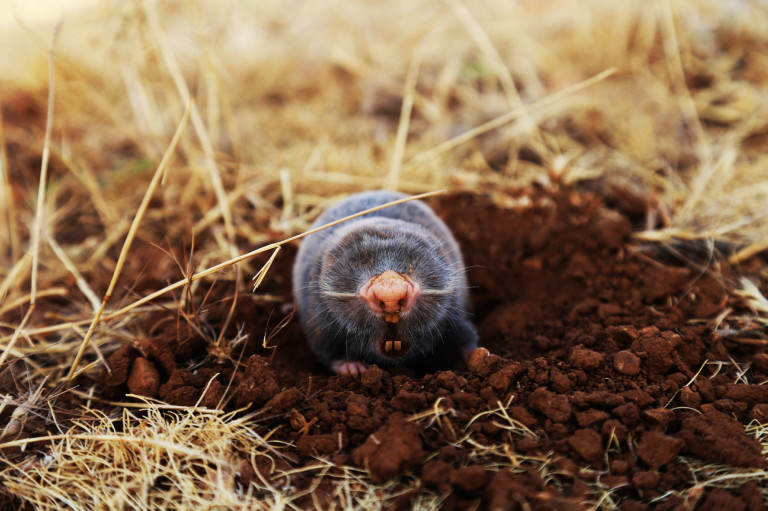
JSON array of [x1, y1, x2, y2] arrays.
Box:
[[94, 188, 768, 509], [0, 148, 741, 508]]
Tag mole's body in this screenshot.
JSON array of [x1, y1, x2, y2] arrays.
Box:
[[292, 191, 478, 375]]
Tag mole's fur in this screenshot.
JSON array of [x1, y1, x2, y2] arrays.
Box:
[[292, 191, 478, 374]]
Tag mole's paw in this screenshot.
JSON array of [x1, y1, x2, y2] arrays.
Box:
[[332, 360, 370, 377], [359, 270, 421, 323]]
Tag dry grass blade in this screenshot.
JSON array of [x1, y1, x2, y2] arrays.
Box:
[[65, 101, 193, 381], [29, 24, 59, 311], [102, 189, 444, 309], [1, 190, 444, 348], [46, 234, 100, 311], [0, 376, 48, 442], [408, 67, 617, 164], [0, 288, 67, 318], [465, 396, 537, 440], [0, 26, 59, 369], [729, 240, 768, 265], [385, 51, 421, 191], [143, 0, 237, 258], [252, 246, 282, 292], [0, 250, 31, 307], [0, 104, 19, 262], [445, 0, 543, 148], [734, 277, 768, 319], [657, 0, 712, 223]]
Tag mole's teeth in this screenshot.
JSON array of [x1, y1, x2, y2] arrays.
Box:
[[384, 341, 393, 352], [384, 312, 399, 323], [393, 340, 402, 351]]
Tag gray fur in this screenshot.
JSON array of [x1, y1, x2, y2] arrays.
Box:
[[292, 191, 478, 372]]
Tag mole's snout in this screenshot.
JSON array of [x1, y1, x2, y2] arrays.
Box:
[[359, 270, 421, 322]]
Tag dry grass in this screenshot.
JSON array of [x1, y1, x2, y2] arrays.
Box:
[[0, 399, 337, 510], [2, 0, 768, 508]]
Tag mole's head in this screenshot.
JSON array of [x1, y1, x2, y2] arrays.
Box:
[[316, 219, 462, 366]]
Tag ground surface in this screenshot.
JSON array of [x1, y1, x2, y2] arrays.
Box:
[[94, 188, 768, 510]]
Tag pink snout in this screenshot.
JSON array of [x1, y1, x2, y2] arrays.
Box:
[[359, 270, 421, 322]]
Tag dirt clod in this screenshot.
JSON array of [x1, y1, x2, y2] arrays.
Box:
[[680, 409, 768, 468], [569, 347, 604, 371], [351, 413, 426, 483], [529, 388, 572, 422], [635, 431, 684, 469], [265, 388, 304, 414], [449, 465, 488, 493], [101, 345, 139, 396], [127, 357, 160, 398], [613, 350, 641, 375], [568, 429, 603, 463]]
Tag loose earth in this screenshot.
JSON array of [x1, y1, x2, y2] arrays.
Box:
[[102, 188, 768, 510]]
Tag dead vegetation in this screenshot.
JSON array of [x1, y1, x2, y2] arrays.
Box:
[[1, 0, 768, 509]]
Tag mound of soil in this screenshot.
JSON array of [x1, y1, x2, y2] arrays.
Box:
[[101, 188, 768, 510]]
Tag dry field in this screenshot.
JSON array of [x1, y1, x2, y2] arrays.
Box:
[[2, 0, 768, 509]]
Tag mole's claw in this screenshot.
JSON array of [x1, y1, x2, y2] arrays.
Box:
[[332, 361, 370, 377]]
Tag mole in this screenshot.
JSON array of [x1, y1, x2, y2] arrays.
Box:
[[292, 190, 480, 376]]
